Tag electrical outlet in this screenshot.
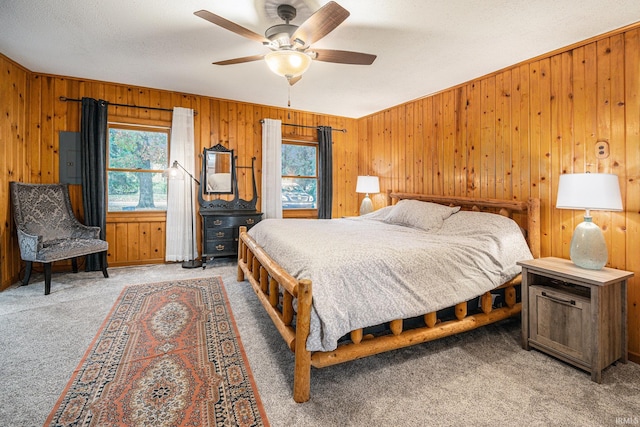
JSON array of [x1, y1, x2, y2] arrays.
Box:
[[595, 140, 610, 159]]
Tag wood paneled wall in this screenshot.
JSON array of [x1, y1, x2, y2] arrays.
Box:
[[0, 53, 359, 288], [357, 26, 640, 362], [0, 56, 29, 290]]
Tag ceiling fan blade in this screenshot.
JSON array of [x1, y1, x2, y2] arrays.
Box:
[[213, 54, 266, 66], [291, 1, 350, 47], [312, 49, 377, 65], [195, 10, 268, 44], [288, 75, 302, 86]]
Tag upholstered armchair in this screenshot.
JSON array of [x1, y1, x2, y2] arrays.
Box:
[[10, 182, 109, 295]]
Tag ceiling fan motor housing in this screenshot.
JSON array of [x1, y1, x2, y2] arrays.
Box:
[[265, 4, 299, 48], [277, 4, 296, 22]]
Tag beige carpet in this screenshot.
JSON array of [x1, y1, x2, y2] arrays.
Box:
[[1, 260, 639, 426]]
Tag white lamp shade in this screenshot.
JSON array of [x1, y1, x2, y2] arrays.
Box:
[[265, 50, 312, 78], [556, 173, 622, 211], [356, 176, 380, 194]]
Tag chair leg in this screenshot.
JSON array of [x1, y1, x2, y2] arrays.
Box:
[[101, 252, 109, 278], [71, 257, 78, 273], [44, 263, 52, 295], [22, 261, 33, 286]]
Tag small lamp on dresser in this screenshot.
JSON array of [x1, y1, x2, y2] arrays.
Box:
[[356, 175, 380, 215], [555, 172, 623, 270]]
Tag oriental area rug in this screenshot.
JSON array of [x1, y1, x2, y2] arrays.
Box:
[[45, 277, 269, 427]]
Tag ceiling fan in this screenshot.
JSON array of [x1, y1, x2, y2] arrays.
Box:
[[194, 1, 377, 85]]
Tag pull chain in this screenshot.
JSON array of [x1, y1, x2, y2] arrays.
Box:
[[287, 84, 291, 108]]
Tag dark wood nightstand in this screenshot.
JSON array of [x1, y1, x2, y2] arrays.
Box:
[[518, 257, 633, 383]]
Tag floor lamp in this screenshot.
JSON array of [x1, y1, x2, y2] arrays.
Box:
[[164, 160, 203, 268]]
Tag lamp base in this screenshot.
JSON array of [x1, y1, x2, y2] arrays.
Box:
[[570, 217, 608, 270], [360, 195, 373, 215], [182, 259, 203, 269]]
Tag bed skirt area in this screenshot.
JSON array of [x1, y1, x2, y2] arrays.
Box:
[[236, 193, 540, 403]]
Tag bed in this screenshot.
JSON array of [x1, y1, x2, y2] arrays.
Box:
[[237, 192, 541, 402]]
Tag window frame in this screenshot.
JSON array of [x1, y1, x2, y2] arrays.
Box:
[[281, 135, 318, 219], [106, 119, 171, 214]]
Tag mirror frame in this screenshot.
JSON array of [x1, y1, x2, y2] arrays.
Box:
[[202, 143, 235, 195]]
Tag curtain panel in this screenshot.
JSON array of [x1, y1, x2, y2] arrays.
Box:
[[165, 107, 197, 262], [80, 97, 108, 271], [261, 118, 283, 219], [317, 126, 333, 219]]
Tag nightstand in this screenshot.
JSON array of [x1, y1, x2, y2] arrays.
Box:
[[518, 257, 633, 383]]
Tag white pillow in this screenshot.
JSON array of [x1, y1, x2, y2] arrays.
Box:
[[385, 199, 460, 232]]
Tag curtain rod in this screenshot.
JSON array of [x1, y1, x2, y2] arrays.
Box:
[[58, 96, 198, 115], [259, 119, 347, 133]]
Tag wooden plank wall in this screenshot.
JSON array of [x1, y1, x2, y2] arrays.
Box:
[[357, 26, 640, 362], [0, 53, 359, 289], [0, 56, 29, 290]]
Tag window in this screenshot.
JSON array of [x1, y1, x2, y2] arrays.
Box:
[[281, 140, 317, 210], [107, 123, 170, 212]]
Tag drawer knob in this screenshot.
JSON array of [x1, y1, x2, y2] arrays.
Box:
[[216, 231, 225, 237], [246, 218, 255, 225], [215, 244, 225, 251], [213, 220, 223, 226]]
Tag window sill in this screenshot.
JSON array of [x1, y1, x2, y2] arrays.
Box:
[[283, 209, 318, 219]]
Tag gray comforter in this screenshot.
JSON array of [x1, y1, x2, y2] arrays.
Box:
[[248, 206, 533, 352]]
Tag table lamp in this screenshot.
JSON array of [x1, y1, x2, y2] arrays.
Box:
[[356, 175, 380, 215], [555, 173, 622, 270]]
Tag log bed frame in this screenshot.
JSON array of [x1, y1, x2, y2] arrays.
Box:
[[237, 193, 541, 402]]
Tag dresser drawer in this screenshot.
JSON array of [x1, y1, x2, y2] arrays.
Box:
[[204, 215, 260, 229], [207, 227, 234, 240], [204, 239, 236, 256]]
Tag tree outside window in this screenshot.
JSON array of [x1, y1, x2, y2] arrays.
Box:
[[107, 124, 169, 212]]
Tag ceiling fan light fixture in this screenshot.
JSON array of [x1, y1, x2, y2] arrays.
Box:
[[265, 50, 312, 78]]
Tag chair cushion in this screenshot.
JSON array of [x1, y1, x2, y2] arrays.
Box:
[[36, 238, 108, 263]]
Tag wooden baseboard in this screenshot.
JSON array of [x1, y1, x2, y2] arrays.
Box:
[[629, 350, 640, 365], [108, 259, 165, 267]]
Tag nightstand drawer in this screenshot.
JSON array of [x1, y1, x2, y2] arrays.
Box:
[[529, 285, 591, 365]]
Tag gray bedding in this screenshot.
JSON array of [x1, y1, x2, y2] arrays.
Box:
[[248, 203, 533, 352]]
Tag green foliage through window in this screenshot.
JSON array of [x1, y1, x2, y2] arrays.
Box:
[[107, 124, 169, 212]]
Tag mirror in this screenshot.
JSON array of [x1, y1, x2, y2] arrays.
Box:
[[203, 144, 234, 194]]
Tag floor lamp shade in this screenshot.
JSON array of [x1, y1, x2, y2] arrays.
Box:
[[356, 176, 380, 215], [556, 173, 622, 270]]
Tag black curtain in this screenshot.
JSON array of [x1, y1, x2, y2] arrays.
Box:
[[317, 126, 333, 219], [80, 97, 108, 271]]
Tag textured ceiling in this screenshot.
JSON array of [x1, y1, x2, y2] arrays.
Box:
[[1, 0, 639, 118]]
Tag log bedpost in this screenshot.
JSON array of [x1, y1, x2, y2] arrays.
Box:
[[527, 198, 541, 258], [237, 226, 247, 281], [293, 278, 312, 403]]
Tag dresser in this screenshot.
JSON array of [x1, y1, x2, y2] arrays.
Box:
[[200, 210, 262, 263]]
